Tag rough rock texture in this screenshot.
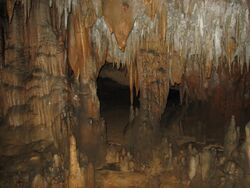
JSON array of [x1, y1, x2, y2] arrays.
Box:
[[0, 0, 250, 187], [68, 135, 85, 188], [1, 1, 73, 159], [224, 115, 240, 158], [1, 0, 249, 140], [245, 121, 250, 176], [31, 174, 48, 188]]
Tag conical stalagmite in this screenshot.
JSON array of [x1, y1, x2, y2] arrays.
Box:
[[188, 145, 199, 183], [224, 115, 240, 158], [245, 121, 250, 177], [68, 135, 85, 188], [86, 162, 95, 188], [31, 174, 48, 188], [200, 149, 212, 182]]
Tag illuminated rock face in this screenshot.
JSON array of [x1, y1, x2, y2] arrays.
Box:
[[103, 0, 134, 51], [0, 0, 249, 182], [68, 135, 85, 188]]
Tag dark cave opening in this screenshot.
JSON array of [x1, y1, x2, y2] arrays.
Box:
[[160, 88, 235, 144], [160, 88, 222, 144], [97, 64, 139, 144], [160, 87, 184, 135]]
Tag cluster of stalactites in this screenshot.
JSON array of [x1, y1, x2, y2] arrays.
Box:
[[7, 0, 249, 72], [7, 0, 32, 23], [6, 0, 76, 28], [6, 0, 250, 87], [91, 0, 249, 105], [92, 0, 249, 70]]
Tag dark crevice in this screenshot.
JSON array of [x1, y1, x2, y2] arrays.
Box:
[[97, 65, 139, 143]]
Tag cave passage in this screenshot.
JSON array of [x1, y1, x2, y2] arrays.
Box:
[[97, 64, 139, 144], [97, 71, 231, 147], [161, 88, 226, 144]]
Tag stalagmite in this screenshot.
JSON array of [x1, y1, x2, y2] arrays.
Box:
[[188, 145, 199, 183], [68, 135, 85, 188], [224, 115, 240, 158], [6, 0, 16, 23], [31, 174, 48, 188], [86, 163, 95, 188], [200, 149, 212, 181], [245, 120, 250, 177]]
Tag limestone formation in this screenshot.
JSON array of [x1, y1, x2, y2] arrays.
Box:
[[68, 135, 85, 188], [31, 174, 48, 188], [1, 0, 249, 138], [188, 145, 199, 183], [200, 149, 212, 181], [105, 145, 120, 164], [86, 162, 95, 188], [0, 0, 250, 187], [119, 150, 135, 172], [224, 115, 240, 158], [245, 121, 250, 176]]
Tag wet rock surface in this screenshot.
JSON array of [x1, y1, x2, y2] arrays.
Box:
[[0, 0, 250, 187]]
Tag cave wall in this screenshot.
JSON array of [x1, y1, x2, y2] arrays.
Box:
[[0, 0, 73, 156], [0, 0, 249, 154]]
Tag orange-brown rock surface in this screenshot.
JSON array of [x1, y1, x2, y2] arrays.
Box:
[[0, 0, 250, 187]]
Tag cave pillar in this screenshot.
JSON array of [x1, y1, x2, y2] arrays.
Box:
[[67, 3, 105, 162], [77, 65, 105, 163], [131, 48, 169, 159], [137, 49, 169, 126]]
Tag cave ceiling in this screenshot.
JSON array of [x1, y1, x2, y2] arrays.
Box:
[[5, 0, 250, 74]]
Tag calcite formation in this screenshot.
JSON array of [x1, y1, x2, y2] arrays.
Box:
[[224, 115, 240, 158], [0, 0, 250, 187], [245, 120, 250, 176], [1, 0, 249, 133], [31, 174, 48, 188], [68, 135, 85, 188]]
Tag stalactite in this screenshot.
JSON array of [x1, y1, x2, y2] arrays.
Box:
[[1, 0, 249, 158], [158, 2, 167, 43], [50, 0, 72, 29], [103, 0, 134, 51], [129, 62, 134, 105], [6, 0, 16, 23], [23, 0, 32, 22], [134, 61, 140, 97], [7, 0, 249, 79]]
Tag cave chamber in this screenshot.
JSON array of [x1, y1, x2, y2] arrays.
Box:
[[0, 0, 250, 187]]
